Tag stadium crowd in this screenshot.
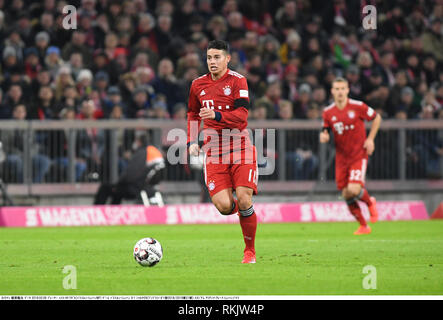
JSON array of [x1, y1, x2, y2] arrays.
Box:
[[0, 0, 442, 183], [0, 0, 442, 122]]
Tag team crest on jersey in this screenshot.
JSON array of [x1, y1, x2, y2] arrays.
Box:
[[208, 180, 216, 191], [348, 111, 355, 119], [223, 85, 232, 96], [331, 116, 337, 121]]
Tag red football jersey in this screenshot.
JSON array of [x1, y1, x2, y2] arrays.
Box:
[[322, 98, 377, 164], [187, 69, 252, 157]]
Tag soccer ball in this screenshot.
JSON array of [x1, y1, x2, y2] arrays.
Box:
[[133, 237, 163, 267]]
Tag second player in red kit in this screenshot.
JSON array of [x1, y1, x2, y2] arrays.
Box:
[[320, 77, 382, 235], [187, 40, 258, 263]]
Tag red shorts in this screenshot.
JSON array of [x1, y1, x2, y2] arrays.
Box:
[[203, 147, 258, 198], [335, 158, 368, 190]]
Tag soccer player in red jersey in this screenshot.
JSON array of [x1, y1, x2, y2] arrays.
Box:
[[187, 40, 258, 263], [320, 77, 382, 235]]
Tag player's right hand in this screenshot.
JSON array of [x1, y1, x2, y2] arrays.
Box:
[[189, 143, 200, 156], [319, 131, 330, 143]]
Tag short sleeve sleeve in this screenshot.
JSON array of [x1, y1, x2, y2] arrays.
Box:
[[359, 102, 377, 121]]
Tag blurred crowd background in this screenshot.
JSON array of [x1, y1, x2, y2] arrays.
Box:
[[0, 0, 442, 123], [0, 0, 442, 186]]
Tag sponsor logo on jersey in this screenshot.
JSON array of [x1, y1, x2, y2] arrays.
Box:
[[239, 90, 249, 98], [200, 90, 206, 96]]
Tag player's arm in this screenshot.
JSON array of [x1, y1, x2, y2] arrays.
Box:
[[200, 101, 249, 126], [319, 113, 330, 143], [201, 77, 250, 127], [364, 112, 382, 155], [187, 84, 201, 156]]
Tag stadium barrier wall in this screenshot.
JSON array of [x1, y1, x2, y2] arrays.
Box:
[[0, 201, 428, 228]]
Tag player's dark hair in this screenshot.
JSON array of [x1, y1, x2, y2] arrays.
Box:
[[207, 40, 230, 54]]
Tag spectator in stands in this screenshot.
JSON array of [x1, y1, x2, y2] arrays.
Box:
[[410, 105, 443, 178], [76, 69, 94, 97], [67, 52, 85, 81], [55, 85, 80, 117], [170, 102, 185, 120], [277, 99, 294, 120], [422, 17, 443, 62], [378, 51, 397, 87], [29, 85, 57, 120], [53, 65, 75, 101], [206, 15, 228, 41], [255, 80, 282, 119], [151, 58, 185, 115], [293, 83, 311, 119], [23, 47, 42, 81], [1, 84, 25, 119], [0, 104, 51, 183], [281, 64, 298, 102], [62, 30, 93, 68], [34, 31, 51, 63], [2, 46, 21, 80], [247, 67, 267, 104], [127, 85, 153, 119], [44, 46, 63, 79], [75, 99, 105, 181], [396, 86, 419, 119], [422, 54, 439, 86], [345, 64, 363, 100], [154, 14, 173, 58], [3, 29, 25, 64], [94, 71, 110, 99], [98, 103, 133, 183], [150, 94, 170, 119], [102, 86, 124, 118], [381, 6, 409, 40], [48, 107, 87, 182]]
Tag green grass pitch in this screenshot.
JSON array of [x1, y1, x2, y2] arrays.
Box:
[[0, 220, 442, 295]]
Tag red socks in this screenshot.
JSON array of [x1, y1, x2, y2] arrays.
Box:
[[358, 188, 373, 207], [346, 200, 367, 226], [239, 206, 257, 253]]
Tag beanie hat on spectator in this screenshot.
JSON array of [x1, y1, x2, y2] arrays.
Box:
[[153, 98, 167, 110], [299, 83, 312, 95], [46, 46, 61, 56], [3, 46, 17, 59], [285, 64, 298, 76], [95, 71, 109, 82], [24, 47, 39, 58], [77, 69, 93, 82], [35, 31, 50, 43], [401, 86, 414, 96], [107, 86, 120, 95]]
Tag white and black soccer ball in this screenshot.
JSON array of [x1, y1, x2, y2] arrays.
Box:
[[133, 237, 163, 267]]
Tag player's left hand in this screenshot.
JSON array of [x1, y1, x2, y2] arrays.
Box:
[[199, 108, 215, 120], [363, 138, 375, 155]]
